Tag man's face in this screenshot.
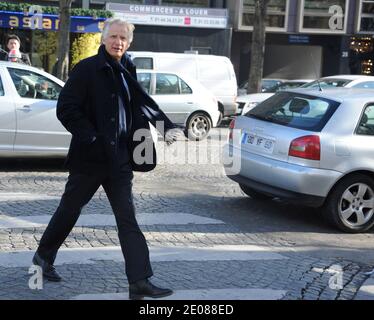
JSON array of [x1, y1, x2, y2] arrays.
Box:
[[102, 23, 130, 62], [7, 39, 20, 52]]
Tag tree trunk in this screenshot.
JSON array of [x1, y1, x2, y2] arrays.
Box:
[[56, 0, 72, 81], [247, 0, 269, 94]]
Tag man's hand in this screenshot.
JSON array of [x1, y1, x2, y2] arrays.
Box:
[[165, 128, 184, 145]]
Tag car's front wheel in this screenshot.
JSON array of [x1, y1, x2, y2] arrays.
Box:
[[323, 174, 374, 233], [239, 184, 273, 200], [185, 112, 211, 141]]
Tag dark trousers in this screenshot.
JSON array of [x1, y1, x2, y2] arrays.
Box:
[[36, 165, 153, 284]]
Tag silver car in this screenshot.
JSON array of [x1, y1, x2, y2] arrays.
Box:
[[137, 70, 220, 141], [224, 88, 374, 233], [0, 61, 69, 157]]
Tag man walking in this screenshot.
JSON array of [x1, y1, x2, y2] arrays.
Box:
[[32, 18, 179, 300]]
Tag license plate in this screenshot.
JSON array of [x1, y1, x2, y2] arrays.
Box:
[[241, 132, 275, 154]]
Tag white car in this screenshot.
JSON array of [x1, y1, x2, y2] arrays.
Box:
[[300, 75, 374, 90], [237, 78, 284, 96], [237, 80, 313, 115], [129, 51, 238, 118], [137, 70, 220, 140], [0, 61, 69, 157]]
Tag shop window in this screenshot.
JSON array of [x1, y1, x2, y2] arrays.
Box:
[[240, 0, 288, 31], [350, 37, 374, 75], [359, 0, 374, 33]]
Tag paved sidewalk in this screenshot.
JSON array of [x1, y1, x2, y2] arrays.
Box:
[[0, 133, 373, 300]]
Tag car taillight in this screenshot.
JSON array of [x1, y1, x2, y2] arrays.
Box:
[[228, 118, 236, 143], [289, 135, 320, 160]]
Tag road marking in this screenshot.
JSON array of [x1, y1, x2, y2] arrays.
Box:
[[354, 278, 374, 300], [0, 212, 224, 229], [0, 193, 60, 202], [0, 244, 287, 268], [71, 288, 287, 300]]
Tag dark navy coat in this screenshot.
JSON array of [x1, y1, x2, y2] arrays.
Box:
[[57, 45, 175, 174]]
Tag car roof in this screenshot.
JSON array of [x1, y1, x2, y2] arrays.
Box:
[[321, 74, 374, 81], [129, 51, 228, 60], [0, 60, 65, 85], [0, 60, 43, 71], [283, 79, 314, 83], [288, 88, 374, 103]]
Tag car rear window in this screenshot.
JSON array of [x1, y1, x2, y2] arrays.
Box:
[[245, 92, 340, 132]]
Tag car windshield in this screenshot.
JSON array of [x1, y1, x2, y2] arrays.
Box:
[[245, 92, 340, 132], [263, 82, 307, 93], [300, 78, 352, 89]]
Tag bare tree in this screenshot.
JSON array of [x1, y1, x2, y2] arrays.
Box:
[[247, 0, 269, 94], [56, 0, 72, 81]]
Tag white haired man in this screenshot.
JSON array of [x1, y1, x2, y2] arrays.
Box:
[[32, 18, 179, 300]]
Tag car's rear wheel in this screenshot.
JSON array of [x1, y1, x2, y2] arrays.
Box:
[[239, 184, 273, 200], [323, 174, 374, 233], [185, 112, 211, 141]]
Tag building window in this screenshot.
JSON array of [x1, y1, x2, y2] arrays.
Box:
[[299, 0, 348, 34], [350, 36, 373, 75], [239, 0, 288, 32], [160, 0, 210, 7], [358, 0, 374, 33]]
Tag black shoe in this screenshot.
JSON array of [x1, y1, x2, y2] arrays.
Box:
[[129, 278, 173, 300], [32, 252, 62, 282]]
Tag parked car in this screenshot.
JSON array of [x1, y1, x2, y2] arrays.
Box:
[[237, 79, 313, 115], [129, 51, 238, 119], [223, 88, 374, 233], [0, 61, 69, 157], [237, 78, 284, 96], [300, 75, 374, 90], [136, 70, 220, 140]]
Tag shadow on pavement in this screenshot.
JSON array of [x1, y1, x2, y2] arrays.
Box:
[[0, 158, 66, 172]]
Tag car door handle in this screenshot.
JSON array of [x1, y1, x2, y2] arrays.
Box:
[[17, 105, 32, 112], [186, 102, 194, 105]]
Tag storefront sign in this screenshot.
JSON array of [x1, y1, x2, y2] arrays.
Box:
[[0, 11, 105, 33], [106, 3, 228, 29], [289, 35, 310, 44]]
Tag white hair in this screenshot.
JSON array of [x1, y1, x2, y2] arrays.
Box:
[[101, 17, 135, 44]]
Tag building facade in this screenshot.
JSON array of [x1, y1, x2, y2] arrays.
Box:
[[228, 0, 374, 84], [0, 0, 373, 83], [101, 0, 232, 56]]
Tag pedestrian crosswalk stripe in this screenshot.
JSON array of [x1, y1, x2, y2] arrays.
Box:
[[0, 193, 60, 202], [71, 288, 287, 300], [0, 212, 224, 229], [0, 244, 288, 268]]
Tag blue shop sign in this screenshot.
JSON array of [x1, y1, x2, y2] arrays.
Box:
[[0, 11, 105, 33], [289, 35, 310, 44]]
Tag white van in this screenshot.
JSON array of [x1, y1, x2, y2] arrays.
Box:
[[128, 51, 238, 118]]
